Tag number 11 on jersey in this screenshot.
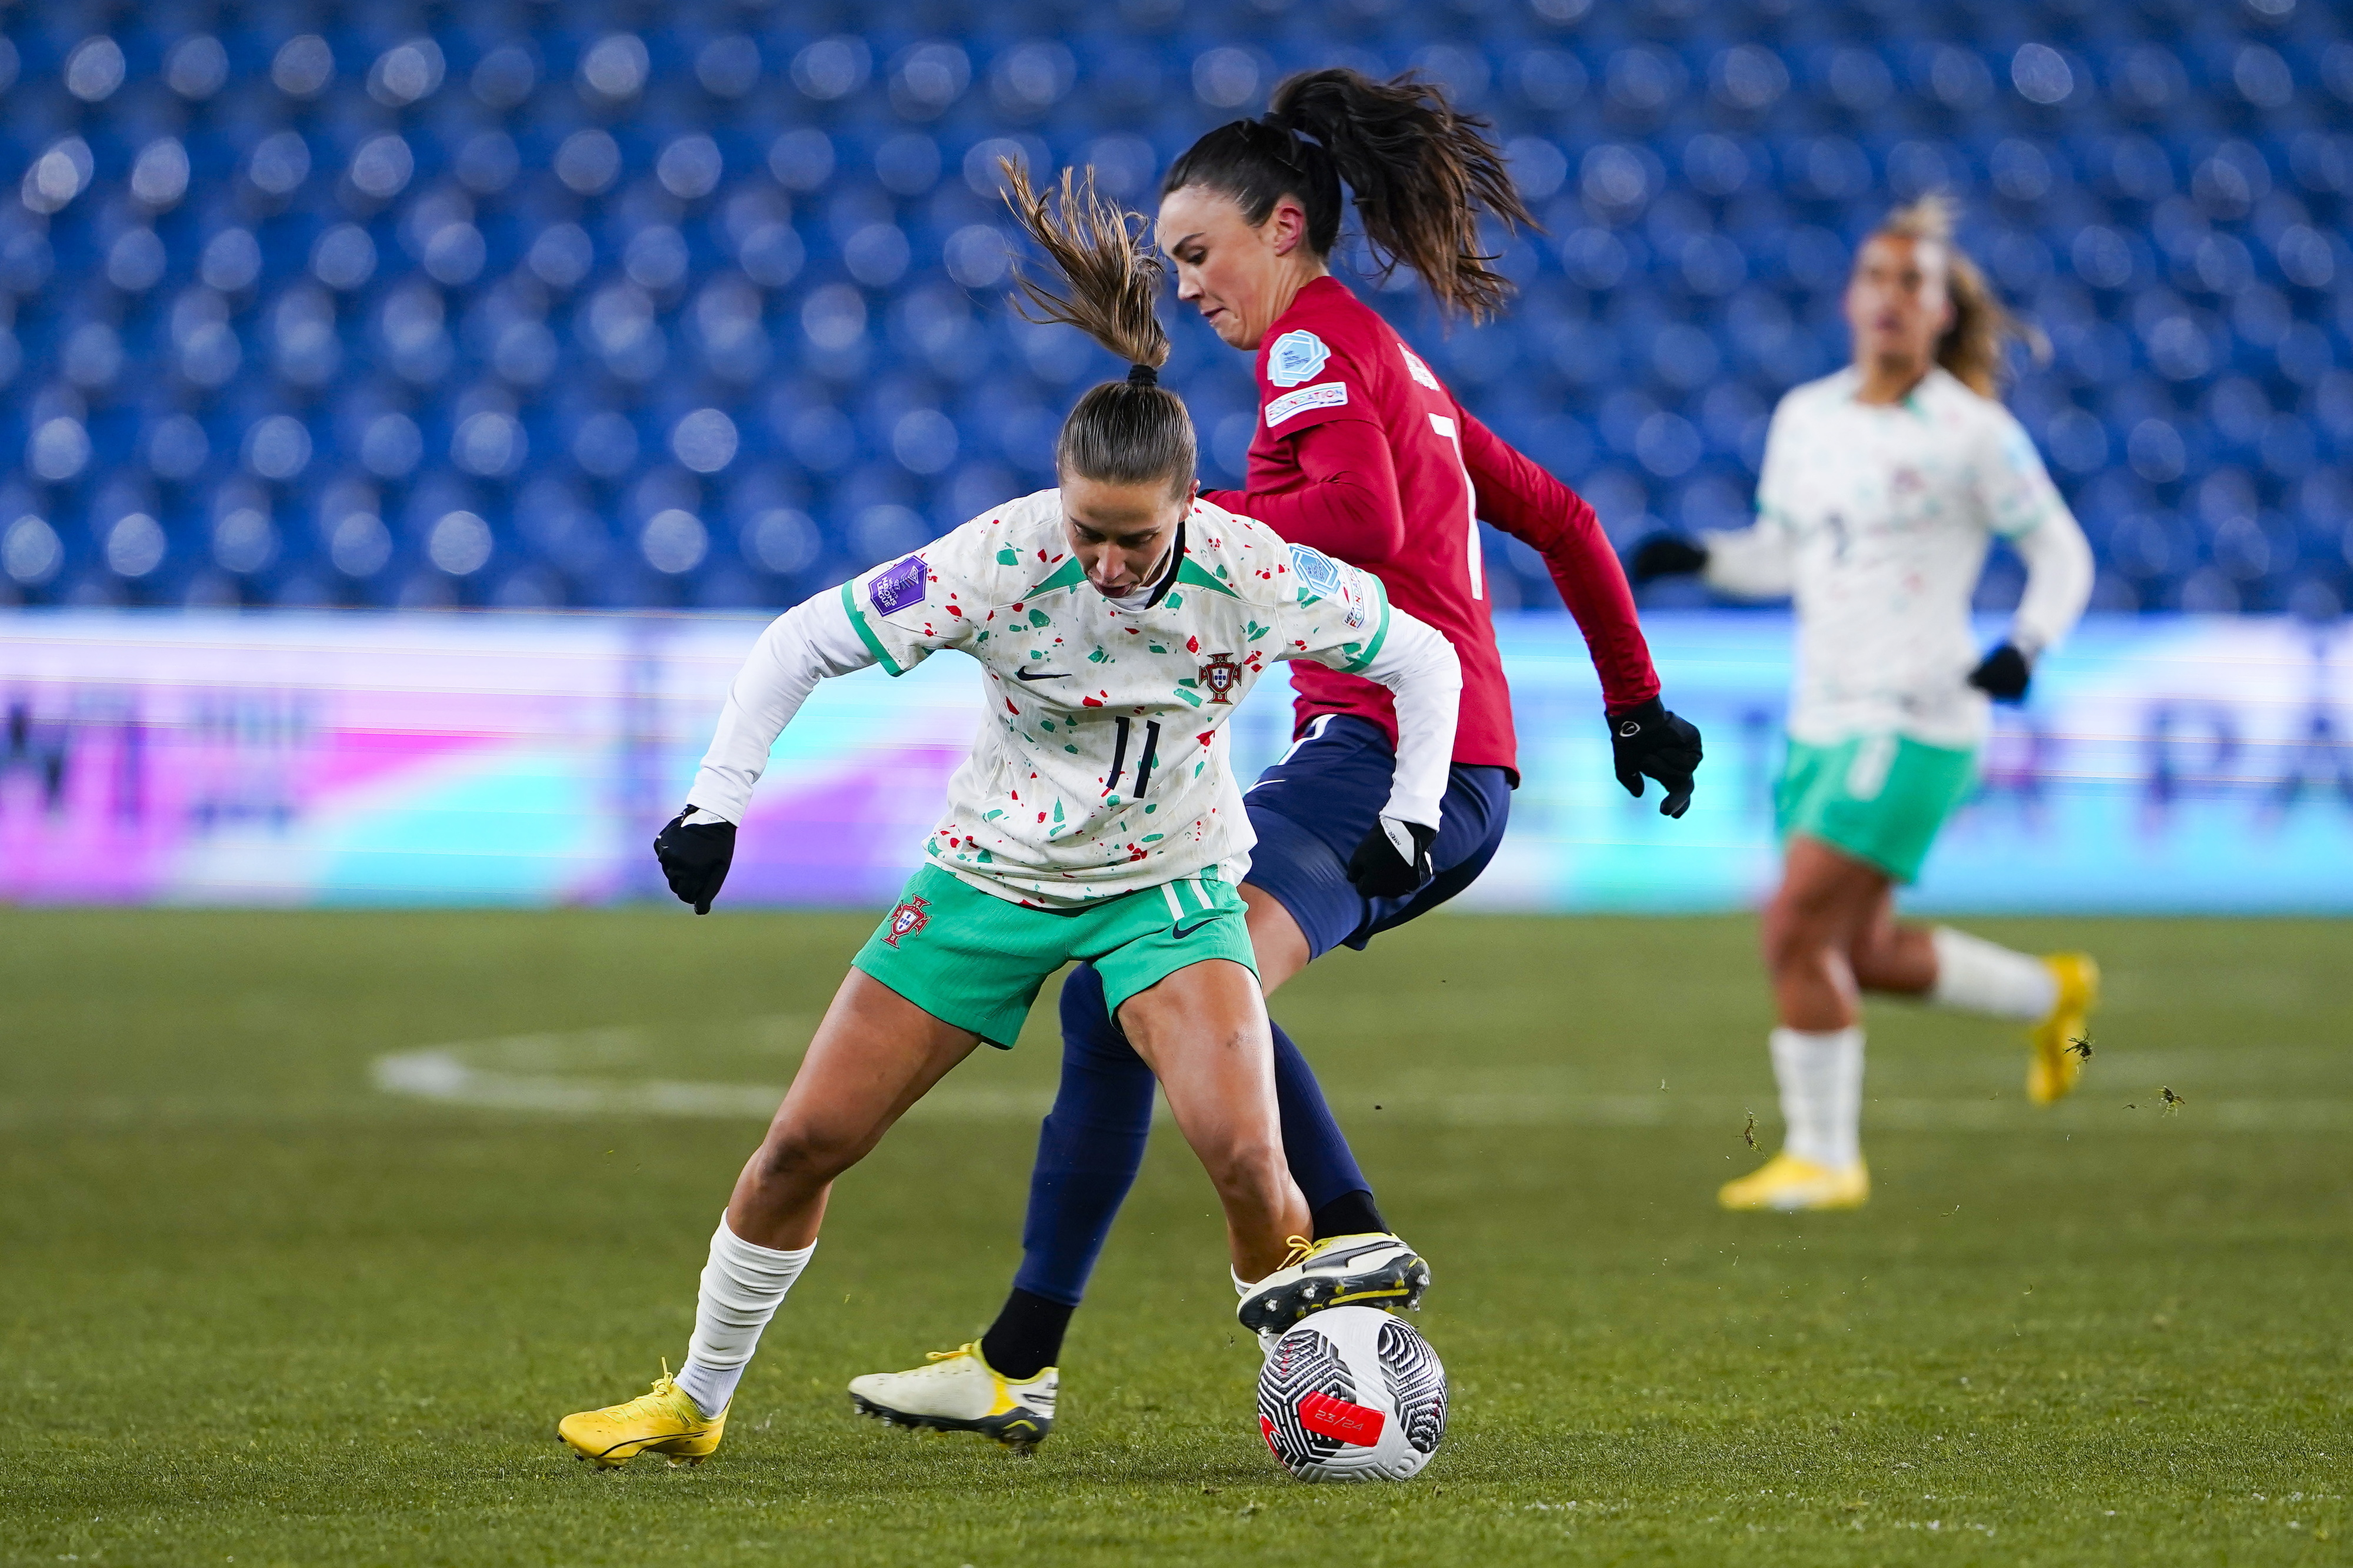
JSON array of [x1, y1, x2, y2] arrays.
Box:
[[1428, 412, 1483, 602], [1107, 716, 1161, 799]]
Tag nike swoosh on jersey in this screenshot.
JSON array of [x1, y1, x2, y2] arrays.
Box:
[[1013, 668, 1070, 682]]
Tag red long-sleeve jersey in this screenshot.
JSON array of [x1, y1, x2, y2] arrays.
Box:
[[1201, 275, 1658, 778]]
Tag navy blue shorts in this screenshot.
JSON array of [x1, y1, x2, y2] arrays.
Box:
[[1242, 715, 1514, 960]]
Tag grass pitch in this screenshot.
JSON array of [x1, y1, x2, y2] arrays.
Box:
[[2, 907, 2348, 1567]]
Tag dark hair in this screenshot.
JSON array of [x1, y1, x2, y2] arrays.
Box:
[[1163, 67, 1537, 323], [1874, 193, 2049, 398], [1001, 161, 1197, 497]]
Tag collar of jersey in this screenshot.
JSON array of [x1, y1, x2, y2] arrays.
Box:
[[1017, 518, 1238, 609]]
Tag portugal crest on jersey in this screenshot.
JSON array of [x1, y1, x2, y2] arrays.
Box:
[[1200, 655, 1242, 705], [882, 895, 930, 947]]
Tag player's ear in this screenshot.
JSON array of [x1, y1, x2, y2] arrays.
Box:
[[1267, 195, 1310, 257]]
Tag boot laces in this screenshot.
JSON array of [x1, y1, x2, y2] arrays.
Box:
[[915, 1342, 986, 1377], [609, 1357, 687, 1417]]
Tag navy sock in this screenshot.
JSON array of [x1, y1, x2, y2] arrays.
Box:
[[1269, 1018, 1381, 1224], [1313, 1189, 1388, 1239], [980, 1289, 1072, 1382], [1005, 964, 1156, 1313]]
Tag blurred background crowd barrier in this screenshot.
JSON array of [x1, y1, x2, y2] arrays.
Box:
[[0, 1, 2339, 620], [5, 609, 2349, 912]]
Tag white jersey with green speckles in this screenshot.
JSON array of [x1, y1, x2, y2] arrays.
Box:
[[1754, 366, 2069, 748], [840, 489, 1394, 908]]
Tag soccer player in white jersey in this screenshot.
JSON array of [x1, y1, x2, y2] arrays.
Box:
[[1633, 195, 2098, 1212], [554, 172, 1463, 1466]]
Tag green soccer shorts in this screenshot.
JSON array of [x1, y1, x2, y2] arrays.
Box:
[[1774, 732, 1979, 885], [850, 863, 1258, 1048]]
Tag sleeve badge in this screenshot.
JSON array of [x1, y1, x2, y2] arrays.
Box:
[[869, 553, 927, 616], [1286, 543, 1343, 599], [1265, 329, 1332, 388]]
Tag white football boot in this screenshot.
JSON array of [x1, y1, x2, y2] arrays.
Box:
[[1235, 1232, 1430, 1340], [847, 1343, 1056, 1451]]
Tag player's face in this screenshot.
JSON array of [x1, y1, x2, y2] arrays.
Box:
[[1845, 233, 1954, 373], [1158, 185, 1297, 351], [1060, 473, 1198, 597]]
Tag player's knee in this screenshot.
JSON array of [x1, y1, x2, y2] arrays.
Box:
[[752, 1119, 862, 1189], [1762, 887, 1840, 972]]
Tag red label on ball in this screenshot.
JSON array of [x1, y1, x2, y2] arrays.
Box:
[[1297, 1390, 1387, 1446]]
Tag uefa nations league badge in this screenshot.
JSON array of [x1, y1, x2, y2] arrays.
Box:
[[1265, 329, 1331, 388]]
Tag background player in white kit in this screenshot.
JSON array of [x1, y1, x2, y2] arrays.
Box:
[[552, 171, 1463, 1465], [1634, 195, 2097, 1212]]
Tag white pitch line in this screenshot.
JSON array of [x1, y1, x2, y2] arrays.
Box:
[[365, 1036, 2353, 1133]]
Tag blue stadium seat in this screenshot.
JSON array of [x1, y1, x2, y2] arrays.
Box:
[[0, 4, 2340, 618]]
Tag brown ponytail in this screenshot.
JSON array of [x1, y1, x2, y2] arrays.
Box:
[[1001, 162, 1196, 496], [1875, 192, 2049, 398], [1164, 67, 1536, 324]]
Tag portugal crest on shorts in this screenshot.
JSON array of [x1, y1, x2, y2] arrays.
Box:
[[1201, 654, 1242, 705], [882, 895, 929, 947]]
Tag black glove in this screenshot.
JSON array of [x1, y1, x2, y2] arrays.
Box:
[[1609, 696, 1704, 819], [654, 809, 735, 914], [1345, 817, 1437, 899], [1628, 533, 1711, 583], [1967, 642, 2032, 702]]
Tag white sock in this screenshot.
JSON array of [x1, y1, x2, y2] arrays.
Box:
[[674, 1216, 814, 1416], [1928, 927, 2057, 1021], [1769, 1026, 1864, 1169]]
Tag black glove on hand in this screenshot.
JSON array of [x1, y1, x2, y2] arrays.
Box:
[[654, 809, 735, 914], [1628, 533, 1711, 583], [1967, 642, 2032, 702], [1346, 816, 1438, 900], [1610, 696, 1704, 819]]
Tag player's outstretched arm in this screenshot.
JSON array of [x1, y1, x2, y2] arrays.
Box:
[[1627, 533, 1711, 582], [1708, 526, 1796, 597], [1338, 606, 1462, 896], [1199, 416, 1408, 564], [1455, 411, 1658, 713], [1456, 411, 1705, 818], [655, 590, 881, 913]]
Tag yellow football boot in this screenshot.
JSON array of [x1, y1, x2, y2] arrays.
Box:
[[2028, 952, 2100, 1106], [558, 1362, 726, 1469], [1719, 1150, 1871, 1212]]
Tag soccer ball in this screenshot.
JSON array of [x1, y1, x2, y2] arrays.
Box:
[[1256, 1306, 1447, 1482]]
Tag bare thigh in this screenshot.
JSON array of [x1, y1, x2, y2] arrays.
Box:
[[725, 969, 984, 1250], [1239, 883, 1312, 996]]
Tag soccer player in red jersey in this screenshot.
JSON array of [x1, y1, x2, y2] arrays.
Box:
[[848, 71, 1703, 1443]]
